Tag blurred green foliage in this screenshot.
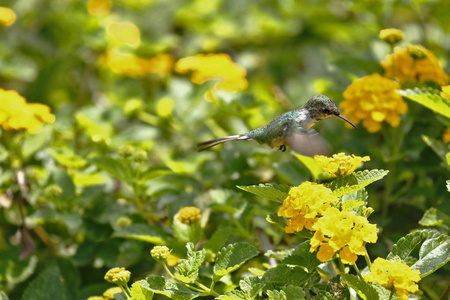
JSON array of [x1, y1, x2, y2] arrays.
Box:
[[0, 0, 449, 299]]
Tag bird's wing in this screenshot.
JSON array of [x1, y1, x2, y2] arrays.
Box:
[[284, 125, 331, 157]]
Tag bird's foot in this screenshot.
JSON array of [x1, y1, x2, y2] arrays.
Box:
[[279, 145, 286, 152]]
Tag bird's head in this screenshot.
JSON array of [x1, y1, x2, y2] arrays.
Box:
[[303, 94, 358, 129]]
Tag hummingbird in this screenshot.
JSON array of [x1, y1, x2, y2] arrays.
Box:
[[197, 94, 358, 156]]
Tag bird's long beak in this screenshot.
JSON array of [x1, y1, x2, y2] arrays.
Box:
[[337, 114, 358, 130]]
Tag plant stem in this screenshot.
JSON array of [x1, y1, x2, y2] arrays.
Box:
[[353, 263, 363, 279], [338, 258, 346, 274], [364, 252, 372, 269]]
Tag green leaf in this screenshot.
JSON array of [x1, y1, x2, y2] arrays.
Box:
[[213, 242, 259, 281], [266, 289, 287, 300], [262, 265, 311, 287], [175, 243, 206, 283], [131, 282, 153, 300], [204, 224, 231, 253], [216, 290, 246, 300], [138, 166, 172, 183], [113, 224, 166, 244], [398, 87, 450, 118], [341, 274, 389, 300], [237, 184, 290, 202], [294, 154, 324, 181], [387, 229, 450, 277], [0, 291, 10, 300], [419, 207, 450, 227], [173, 215, 202, 245], [281, 241, 321, 271], [281, 285, 305, 300], [325, 170, 389, 197], [239, 276, 265, 299], [139, 276, 202, 300], [90, 157, 132, 183], [422, 135, 450, 170], [20, 265, 71, 300]]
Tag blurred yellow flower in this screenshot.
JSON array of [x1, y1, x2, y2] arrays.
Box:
[[341, 73, 407, 132], [382, 46, 449, 85], [175, 53, 248, 92], [0, 7, 16, 27], [310, 207, 378, 265], [0, 89, 55, 134], [443, 128, 450, 143], [87, 0, 112, 17], [364, 257, 421, 300], [103, 287, 122, 300], [104, 267, 130, 286], [166, 254, 180, 266], [177, 206, 201, 225], [379, 28, 404, 45], [406, 44, 427, 60], [107, 22, 140, 47], [101, 48, 173, 77], [440, 85, 450, 99], [314, 153, 370, 177], [278, 182, 339, 233]]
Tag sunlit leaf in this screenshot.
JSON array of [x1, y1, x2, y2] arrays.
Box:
[[237, 184, 290, 202], [398, 87, 450, 118], [213, 243, 259, 281], [325, 170, 389, 197]]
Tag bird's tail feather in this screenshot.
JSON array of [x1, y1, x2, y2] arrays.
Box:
[[197, 135, 246, 151]]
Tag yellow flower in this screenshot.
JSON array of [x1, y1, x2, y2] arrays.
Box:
[[277, 182, 339, 233], [443, 128, 450, 144], [104, 267, 130, 286], [309, 207, 378, 265], [101, 48, 173, 77], [381, 46, 449, 85], [379, 28, 404, 45], [86, 0, 112, 17], [341, 73, 407, 132], [441, 85, 450, 100], [175, 53, 248, 92], [0, 7, 16, 27], [314, 153, 370, 177], [107, 22, 141, 47], [103, 287, 122, 300], [177, 206, 201, 225], [364, 257, 421, 300], [150, 245, 171, 261], [166, 254, 180, 266], [0, 89, 55, 134]]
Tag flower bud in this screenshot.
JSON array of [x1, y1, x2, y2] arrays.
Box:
[[116, 216, 132, 228], [177, 206, 201, 225], [379, 28, 405, 45], [118, 145, 134, 157], [104, 267, 131, 286], [406, 44, 427, 60], [44, 184, 63, 198], [133, 150, 147, 163], [150, 245, 171, 261]]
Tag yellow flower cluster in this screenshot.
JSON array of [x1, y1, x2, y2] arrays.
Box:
[[314, 152, 370, 177], [177, 206, 201, 225], [86, 0, 112, 17], [104, 267, 131, 286], [107, 22, 140, 47], [341, 73, 407, 132], [101, 48, 173, 77], [0, 89, 55, 134], [381, 46, 449, 85], [103, 287, 122, 299], [309, 207, 378, 265], [443, 128, 450, 144], [0, 7, 16, 26], [175, 53, 248, 92], [150, 245, 171, 261], [277, 182, 339, 233], [364, 258, 421, 300], [379, 28, 404, 45], [441, 85, 450, 99]]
